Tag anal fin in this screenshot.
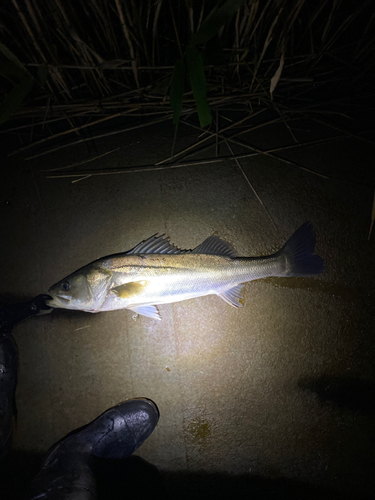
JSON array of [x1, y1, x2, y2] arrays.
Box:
[[217, 284, 245, 308]]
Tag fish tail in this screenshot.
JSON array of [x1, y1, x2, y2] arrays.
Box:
[[279, 222, 324, 276]]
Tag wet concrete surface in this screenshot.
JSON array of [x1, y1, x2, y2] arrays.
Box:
[[0, 114, 374, 498]]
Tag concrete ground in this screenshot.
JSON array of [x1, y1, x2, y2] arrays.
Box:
[[0, 112, 374, 498]]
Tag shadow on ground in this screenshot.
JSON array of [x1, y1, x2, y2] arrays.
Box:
[[299, 375, 375, 414], [1, 452, 370, 500]]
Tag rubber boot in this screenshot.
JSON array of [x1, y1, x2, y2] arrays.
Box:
[[0, 295, 52, 460], [0, 335, 18, 461], [30, 398, 159, 500]]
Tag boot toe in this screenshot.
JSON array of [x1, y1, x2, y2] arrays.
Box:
[[91, 398, 159, 459]]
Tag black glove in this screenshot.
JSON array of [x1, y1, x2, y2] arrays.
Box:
[[0, 294, 53, 340]]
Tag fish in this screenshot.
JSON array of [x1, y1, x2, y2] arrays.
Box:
[[46, 222, 324, 320]]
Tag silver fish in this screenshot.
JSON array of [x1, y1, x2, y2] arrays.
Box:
[[46, 222, 323, 320]]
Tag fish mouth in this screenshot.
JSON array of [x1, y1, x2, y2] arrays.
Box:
[[46, 292, 70, 308]]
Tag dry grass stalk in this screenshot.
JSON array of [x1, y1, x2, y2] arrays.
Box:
[[0, 0, 373, 162]]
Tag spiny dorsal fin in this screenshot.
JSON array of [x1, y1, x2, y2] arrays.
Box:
[[192, 236, 238, 257], [126, 234, 191, 255]]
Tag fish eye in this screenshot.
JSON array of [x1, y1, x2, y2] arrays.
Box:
[[61, 282, 70, 291]]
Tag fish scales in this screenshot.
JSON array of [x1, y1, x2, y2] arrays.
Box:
[[104, 253, 283, 290]]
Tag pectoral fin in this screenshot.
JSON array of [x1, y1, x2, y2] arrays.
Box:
[[217, 284, 245, 308], [128, 305, 161, 320], [112, 281, 149, 299]]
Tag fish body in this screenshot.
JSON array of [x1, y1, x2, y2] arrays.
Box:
[[47, 222, 324, 320]]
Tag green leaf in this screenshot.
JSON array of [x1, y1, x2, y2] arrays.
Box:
[[0, 61, 27, 79], [170, 58, 185, 125], [186, 46, 211, 128], [190, 0, 247, 47], [37, 63, 48, 85], [0, 75, 34, 125], [0, 42, 29, 74]]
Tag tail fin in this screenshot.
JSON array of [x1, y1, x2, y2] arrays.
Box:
[[280, 222, 324, 276]]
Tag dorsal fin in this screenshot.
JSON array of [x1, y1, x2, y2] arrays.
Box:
[[192, 236, 238, 257], [126, 234, 191, 255]]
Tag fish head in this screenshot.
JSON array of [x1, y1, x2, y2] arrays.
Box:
[[46, 265, 111, 311]]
